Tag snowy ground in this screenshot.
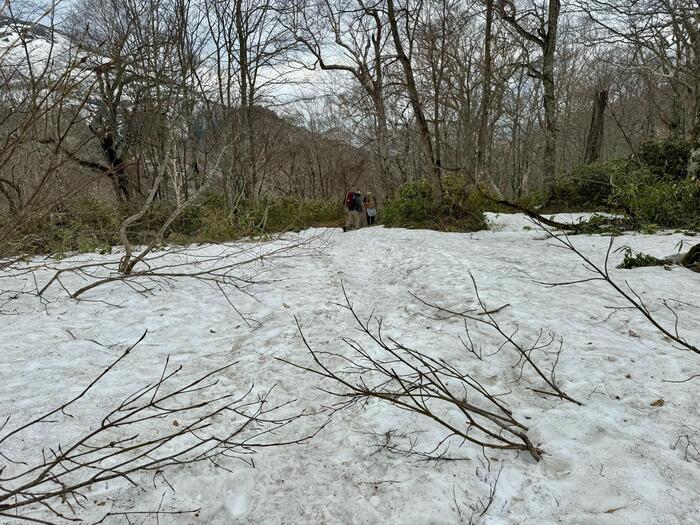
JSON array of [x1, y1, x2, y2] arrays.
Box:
[[1, 213, 699, 524]]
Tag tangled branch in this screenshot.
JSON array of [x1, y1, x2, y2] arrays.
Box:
[[411, 273, 580, 405], [535, 222, 699, 356], [0, 235, 326, 320], [280, 287, 543, 462], [0, 332, 320, 524]]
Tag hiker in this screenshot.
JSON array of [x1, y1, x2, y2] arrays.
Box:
[[364, 192, 377, 225], [342, 190, 363, 232]]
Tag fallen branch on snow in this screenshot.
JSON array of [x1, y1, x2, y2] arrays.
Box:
[[279, 286, 543, 462], [411, 272, 581, 405], [0, 331, 323, 524], [534, 221, 699, 356]]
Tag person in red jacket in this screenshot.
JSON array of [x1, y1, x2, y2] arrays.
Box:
[[342, 190, 363, 232]]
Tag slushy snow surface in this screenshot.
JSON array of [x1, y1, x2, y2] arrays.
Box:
[[1, 213, 699, 524]]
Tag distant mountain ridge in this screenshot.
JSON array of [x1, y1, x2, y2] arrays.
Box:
[[0, 12, 374, 197], [0, 14, 62, 45]]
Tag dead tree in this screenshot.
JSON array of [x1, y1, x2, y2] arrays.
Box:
[[584, 88, 608, 164]]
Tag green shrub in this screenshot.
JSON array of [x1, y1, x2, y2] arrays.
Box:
[[539, 138, 699, 230], [382, 178, 433, 226], [637, 137, 692, 181], [616, 246, 666, 269], [261, 198, 343, 232], [16, 198, 123, 256], [549, 158, 628, 210], [611, 167, 700, 229], [0, 193, 346, 257], [232, 197, 340, 234], [516, 190, 549, 211], [382, 175, 488, 232]]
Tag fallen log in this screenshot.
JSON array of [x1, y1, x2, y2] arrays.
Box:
[[681, 243, 700, 271]]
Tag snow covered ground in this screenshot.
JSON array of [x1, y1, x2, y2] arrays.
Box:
[[1, 213, 699, 524]]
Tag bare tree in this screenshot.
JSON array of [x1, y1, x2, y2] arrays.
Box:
[[496, 0, 561, 188], [476, 0, 495, 182], [287, 0, 395, 185], [387, 0, 443, 202], [0, 2, 100, 249], [580, 0, 700, 175], [204, 0, 294, 203]]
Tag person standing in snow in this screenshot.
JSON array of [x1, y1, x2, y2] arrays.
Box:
[[364, 192, 377, 225], [342, 190, 364, 232]]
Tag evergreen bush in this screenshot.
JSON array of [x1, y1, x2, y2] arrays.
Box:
[[382, 176, 488, 232]]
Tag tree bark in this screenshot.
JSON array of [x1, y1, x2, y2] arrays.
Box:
[[541, 0, 560, 187], [387, 0, 442, 203], [496, 0, 560, 189], [688, 11, 700, 178], [681, 243, 700, 271], [584, 89, 608, 164], [0, 178, 22, 216], [476, 0, 494, 180], [236, 0, 256, 203], [374, 92, 391, 183], [370, 10, 392, 186]]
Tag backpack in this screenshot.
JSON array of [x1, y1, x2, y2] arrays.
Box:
[[345, 191, 362, 211], [353, 193, 363, 211], [345, 191, 355, 210]]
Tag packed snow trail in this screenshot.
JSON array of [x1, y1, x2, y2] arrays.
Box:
[[1, 213, 698, 524]]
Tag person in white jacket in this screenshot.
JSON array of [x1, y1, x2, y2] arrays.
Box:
[[364, 192, 377, 225]]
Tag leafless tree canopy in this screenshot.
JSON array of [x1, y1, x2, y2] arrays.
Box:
[[0, 0, 697, 224]]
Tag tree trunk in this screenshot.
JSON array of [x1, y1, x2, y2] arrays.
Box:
[[496, 0, 560, 189], [100, 134, 134, 203], [688, 17, 700, 179], [476, 0, 493, 180], [0, 179, 22, 216], [371, 15, 391, 187], [236, 0, 256, 203], [681, 243, 700, 271], [584, 89, 608, 164], [541, 0, 560, 188], [386, 0, 442, 203], [374, 93, 391, 183]]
